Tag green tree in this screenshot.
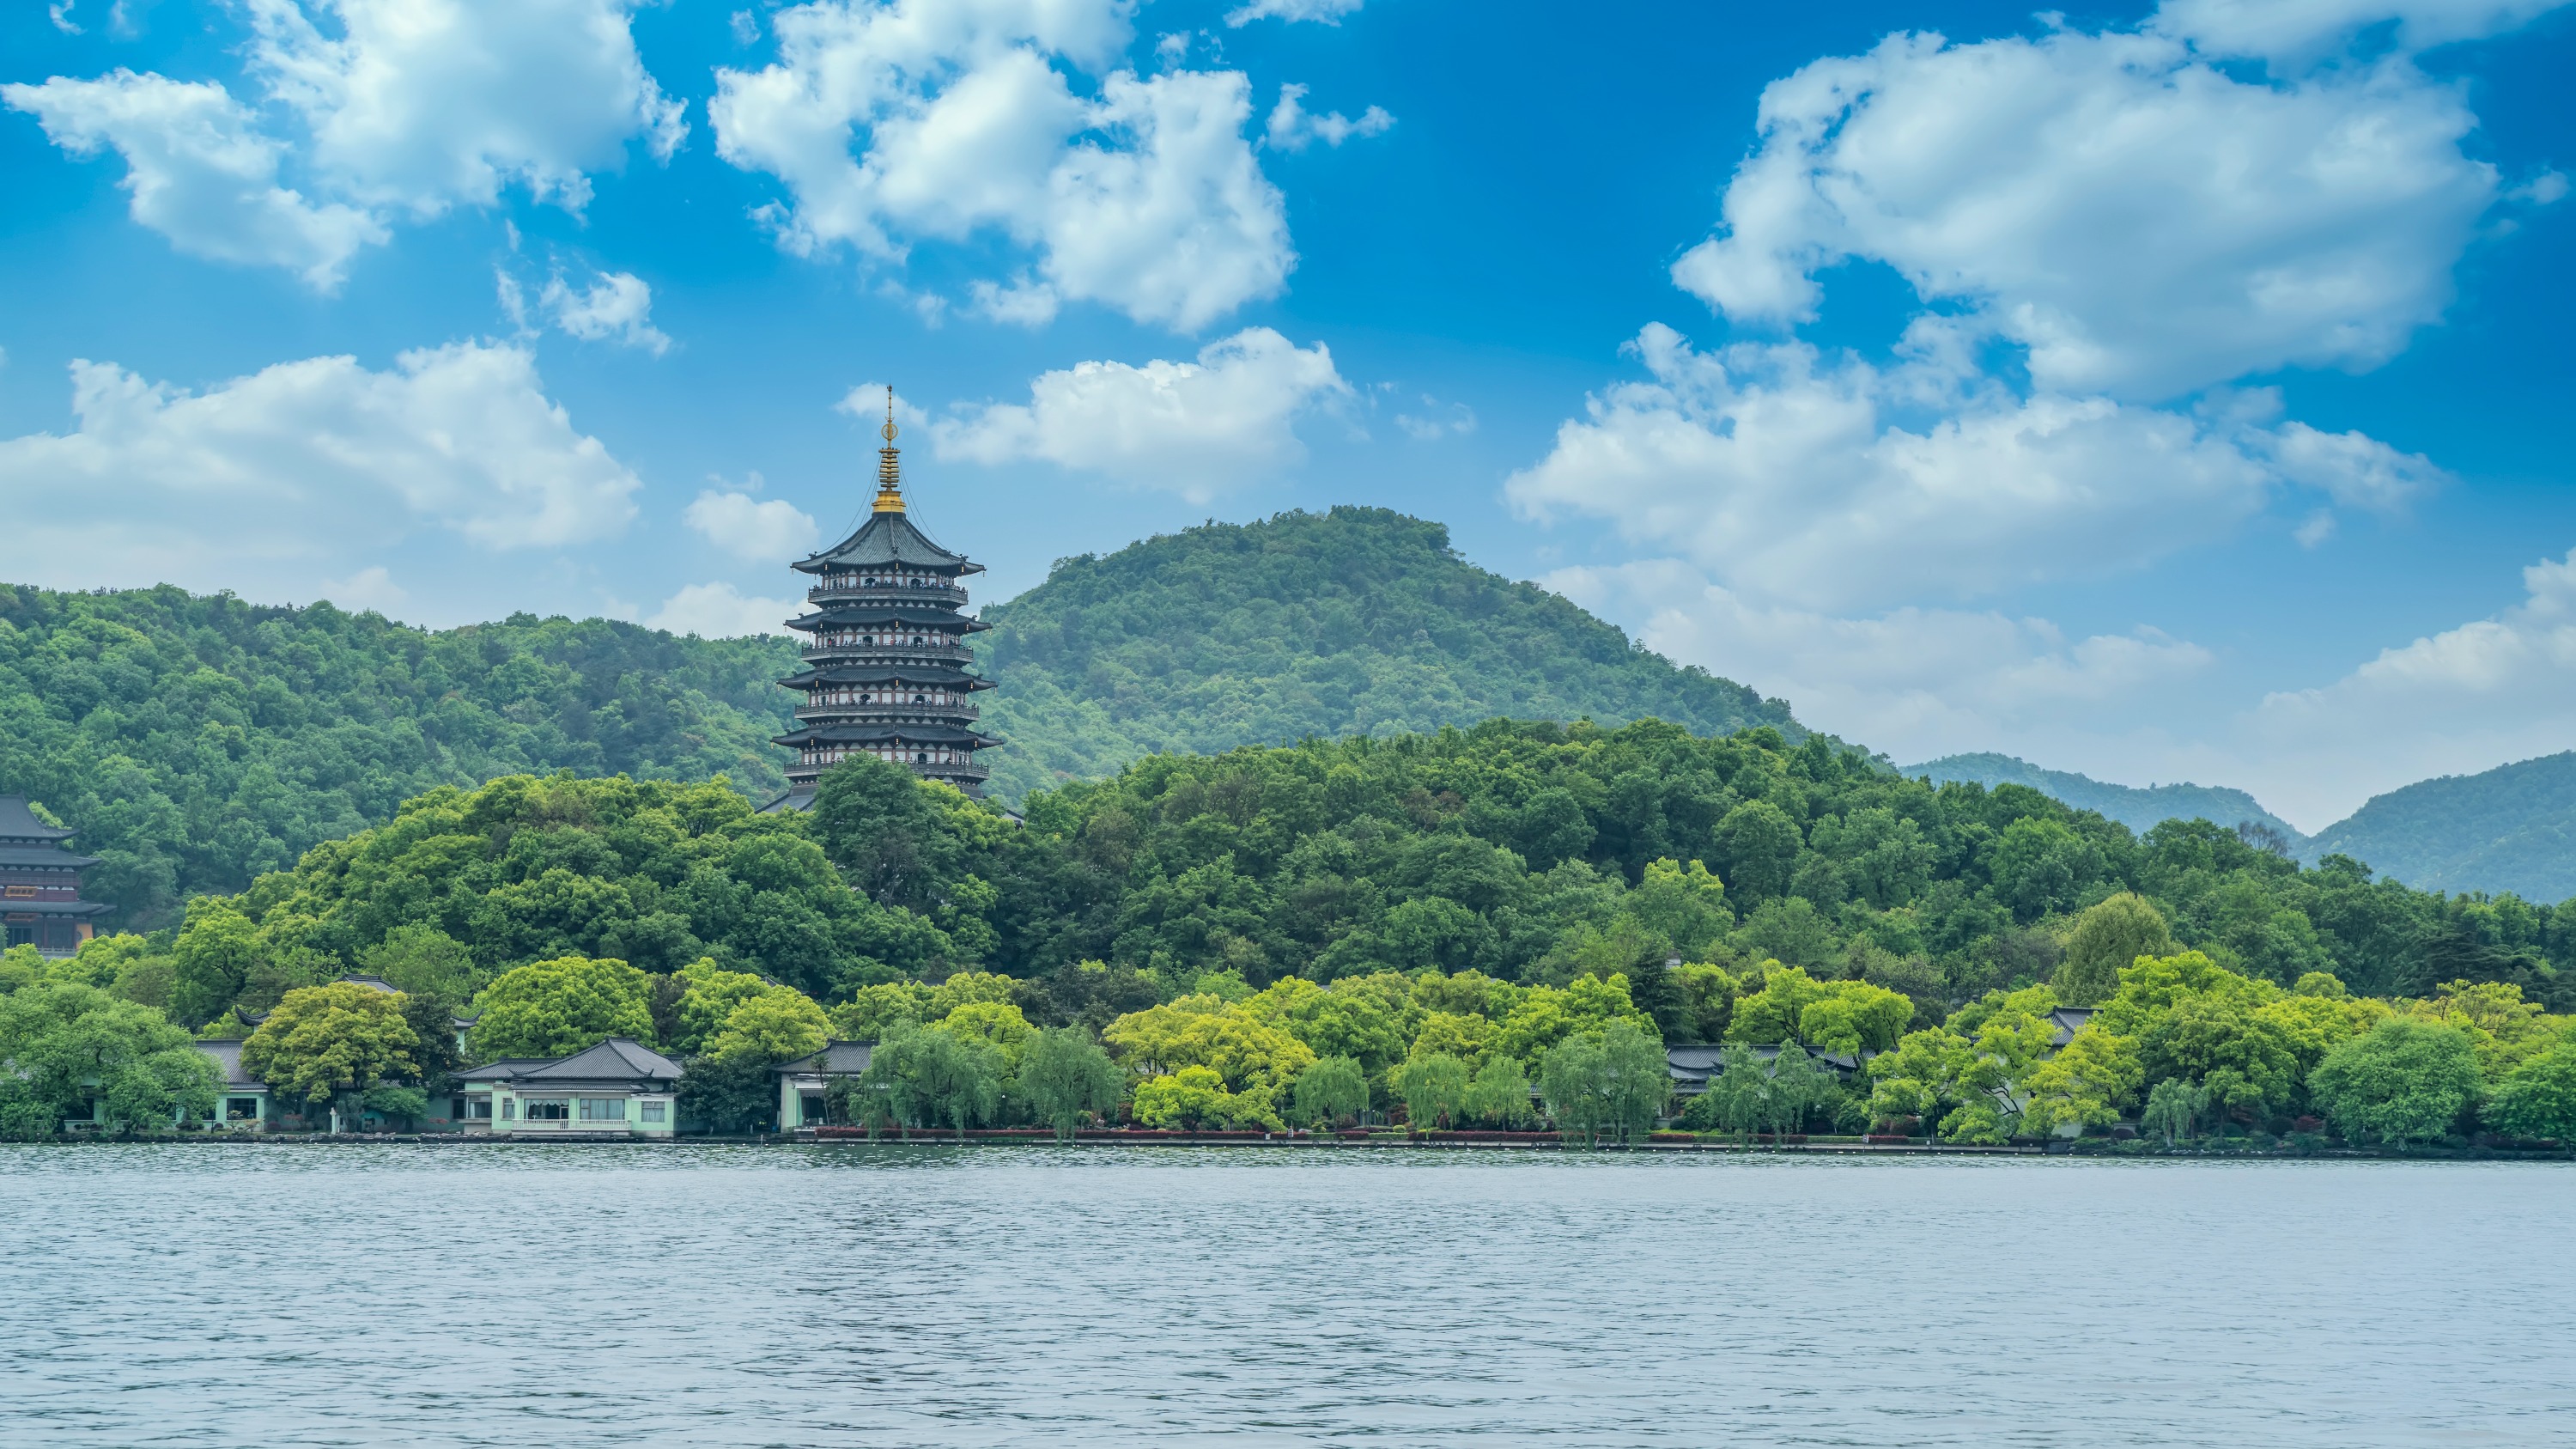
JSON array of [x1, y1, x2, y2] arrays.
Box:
[[468, 956, 653, 1060], [2054, 893, 2175, 1007], [1460, 1054, 1533, 1127], [1393, 1052, 1472, 1130], [360, 925, 481, 1005], [1292, 1054, 1370, 1129], [1018, 1027, 1124, 1141], [0, 982, 222, 1135], [670, 959, 775, 1056], [2486, 1040, 2576, 1144], [240, 982, 422, 1116], [1600, 1019, 1670, 1145], [677, 1052, 778, 1135], [860, 1023, 1005, 1139], [170, 896, 264, 1027], [1540, 1032, 1612, 1147], [2308, 1016, 2482, 1146], [2139, 1077, 2206, 1148], [1766, 1042, 1828, 1137], [1715, 801, 1801, 904], [398, 989, 466, 1089], [704, 988, 831, 1066], [1133, 1065, 1238, 1128]]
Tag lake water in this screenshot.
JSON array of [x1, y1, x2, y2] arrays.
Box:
[[3, 1145, 2569, 1446]]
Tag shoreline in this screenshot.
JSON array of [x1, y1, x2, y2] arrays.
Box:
[[12, 1132, 2568, 1160]]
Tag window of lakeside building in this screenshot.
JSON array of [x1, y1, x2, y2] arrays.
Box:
[[524, 1099, 571, 1121], [641, 1101, 666, 1123], [577, 1099, 627, 1122]]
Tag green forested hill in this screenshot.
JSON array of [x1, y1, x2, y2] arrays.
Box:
[[973, 508, 1801, 801], [0, 510, 1796, 929], [1905, 752, 2306, 846], [0, 582, 800, 927], [2307, 753, 2576, 902]]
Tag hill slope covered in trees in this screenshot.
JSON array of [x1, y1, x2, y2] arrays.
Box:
[[0, 582, 801, 928], [1, 509, 1801, 925], [2306, 753, 2576, 902], [1905, 753, 2305, 845], [973, 508, 1801, 801]]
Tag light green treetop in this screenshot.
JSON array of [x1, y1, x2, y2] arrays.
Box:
[[468, 956, 653, 1060]]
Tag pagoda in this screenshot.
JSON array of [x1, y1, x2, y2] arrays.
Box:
[[0, 796, 112, 956], [769, 388, 1001, 808]]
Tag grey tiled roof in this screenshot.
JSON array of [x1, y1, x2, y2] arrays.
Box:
[[2047, 1007, 2097, 1046], [776, 1041, 875, 1075], [194, 1039, 263, 1089], [773, 722, 999, 747], [1667, 1043, 1861, 1082], [0, 797, 75, 843], [787, 604, 992, 632], [793, 511, 980, 574], [460, 1038, 684, 1087]]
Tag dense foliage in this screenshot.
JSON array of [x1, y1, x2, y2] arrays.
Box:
[[2306, 750, 2576, 902], [15, 715, 2576, 1145], [974, 508, 1800, 800], [0, 582, 800, 928]]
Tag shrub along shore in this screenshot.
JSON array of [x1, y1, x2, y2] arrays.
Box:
[[7, 722, 2576, 1151]]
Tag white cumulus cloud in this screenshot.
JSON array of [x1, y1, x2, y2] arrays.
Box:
[[0, 342, 640, 597], [932, 327, 1349, 499], [684, 489, 821, 561], [2154, 0, 2574, 68], [1669, 20, 2506, 401], [1551, 557, 2216, 764], [540, 270, 672, 353], [6, 1, 685, 287], [647, 581, 802, 638], [1264, 83, 1393, 151], [1226, 0, 1366, 23], [709, 0, 1293, 331], [2250, 549, 2576, 807], [1506, 325, 2441, 613], [3, 70, 387, 290]]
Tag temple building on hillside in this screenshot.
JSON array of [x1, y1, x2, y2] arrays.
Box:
[[0, 796, 112, 956], [769, 388, 1001, 809]]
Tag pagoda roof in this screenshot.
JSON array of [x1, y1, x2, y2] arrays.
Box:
[[773, 723, 1001, 748], [778, 663, 991, 691], [0, 797, 75, 843], [0, 845, 100, 869], [0, 900, 112, 918], [787, 604, 991, 633], [793, 509, 983, 576]]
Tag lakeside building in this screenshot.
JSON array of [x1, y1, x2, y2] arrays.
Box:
[[0, 795, 111, 956], [453, 1038, 683, 1137], [775, 1041, 875, 1129], [769, 388, 1000, 810], [1665, 1043, 1863, 1098], [173, 1035, 682, 1135]]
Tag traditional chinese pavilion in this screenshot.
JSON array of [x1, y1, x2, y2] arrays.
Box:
[[0, 795, 112, 956], [769, 388, 1001, 809]]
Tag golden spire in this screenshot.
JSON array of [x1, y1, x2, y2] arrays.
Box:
[[872, 384, 905, 514]]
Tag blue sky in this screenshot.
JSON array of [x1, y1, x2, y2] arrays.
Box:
[[3, 0, 2571, 829]]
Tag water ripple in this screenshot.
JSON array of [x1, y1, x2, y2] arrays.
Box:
[[2, 1145, 2568, 1446]]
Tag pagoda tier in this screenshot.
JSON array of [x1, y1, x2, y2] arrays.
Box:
[[769, 389, 1001, 805], [0, 796, 111, 957]]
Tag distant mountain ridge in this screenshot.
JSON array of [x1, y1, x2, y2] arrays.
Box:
[[2308, 752, 2576, 904], [973, 507, 1803, 801], [1902, 752, 2306, 844]]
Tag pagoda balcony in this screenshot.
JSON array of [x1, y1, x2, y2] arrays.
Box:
[[800, 642, 975, 664], [793, 702, 980, 722], [807, 581, 969, 606]]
